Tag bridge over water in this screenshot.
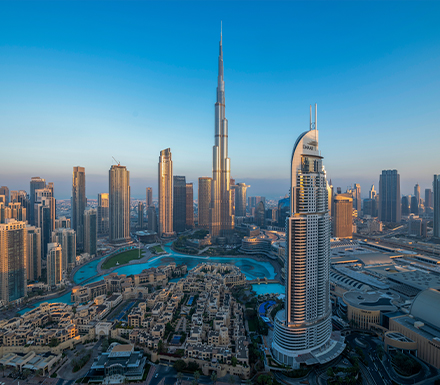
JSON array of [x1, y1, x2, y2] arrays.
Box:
[[248, 278, 281, 285]]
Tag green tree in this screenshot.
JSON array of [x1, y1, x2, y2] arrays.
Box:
[[187, 361, 200, 372], [376, 344, 384, 360], [177, 371, 184, 384], [211, 371, 217, 385], [165, 322, 174, 333], [194, 370, 201, 383], [326, 367, 335, 377], [231, 356, 238, 367], [173, 360, 186, 372], [102, 338, 109, 351]]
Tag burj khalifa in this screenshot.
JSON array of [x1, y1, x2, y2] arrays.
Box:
[[210, 27, 234, 240]]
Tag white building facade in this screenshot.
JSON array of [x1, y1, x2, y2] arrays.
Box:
[[272, 105, 345, 368]]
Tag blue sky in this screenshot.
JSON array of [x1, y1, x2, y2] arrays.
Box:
[[1, 1, 439, 200]]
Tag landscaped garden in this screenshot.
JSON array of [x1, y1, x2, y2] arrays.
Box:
[[101, 249, 145, 270], [150, 245, 165, 253], [391, 351, 421, 377]]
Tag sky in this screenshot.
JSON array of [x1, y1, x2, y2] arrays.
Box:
[[1, 1, 439, 200]]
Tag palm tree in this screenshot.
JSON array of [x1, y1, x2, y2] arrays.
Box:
[[177, 371, 184, 385], [245, 379, 252, 385], [211, 371, 217, 385], [194, 370, 201, 384]]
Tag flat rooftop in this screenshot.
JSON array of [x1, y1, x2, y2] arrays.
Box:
[[343, 290, 399, 311], [365, 265, 413, 277], [388, 270, 440, 291], [111, 344, 134, 353], [393, 315, 440, 341]]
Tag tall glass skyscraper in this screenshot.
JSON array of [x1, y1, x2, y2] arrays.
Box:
[[29, 177, 46, 225], [379, 170, 401, 223], [97, 193, 109, 235], [47, 242, 62, 286], [352, 183, 361, 212], [84, 208, 97, 257], [26, 225, 41, 281], [272, 105, 344, 368], [198, 177, 212, 229], [34, 188, 55, 261], [433, 175, 440, 238], [158, 148, 173, 237], [210, 29, 234, 240], [72, 166, 86, 248], [146, 187, 153, 207], [173, 176, 186, 233], [186, 183, 194, 229], [0, 220, 27, 304], [233, 183, 250, 217], [109, 165, 130, 243], [52, 228, 76, 272]]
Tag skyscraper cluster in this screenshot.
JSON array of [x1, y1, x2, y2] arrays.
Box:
[[155, 32, 249, 241], [0, 167, 99, 305]]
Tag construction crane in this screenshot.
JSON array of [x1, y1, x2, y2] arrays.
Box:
[[112, 156, 120, 166]]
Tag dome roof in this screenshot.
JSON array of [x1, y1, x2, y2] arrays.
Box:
[[410, 288, 440, 329]]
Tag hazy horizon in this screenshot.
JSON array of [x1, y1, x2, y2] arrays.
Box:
[[1, 2, 439, 201]]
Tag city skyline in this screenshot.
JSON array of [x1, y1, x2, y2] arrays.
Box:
[[1, 2, 440, 199]]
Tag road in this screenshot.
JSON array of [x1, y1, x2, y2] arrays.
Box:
[[355, 234, 440, 257], [345, 333, 438, 385], [149, 364, 235, 385], [56, 339, 103, 382]]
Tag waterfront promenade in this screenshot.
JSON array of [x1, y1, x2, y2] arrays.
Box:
[[16, 242, 284, 315]]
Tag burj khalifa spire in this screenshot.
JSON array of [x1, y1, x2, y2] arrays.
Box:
[[210, 25, 234, 240]]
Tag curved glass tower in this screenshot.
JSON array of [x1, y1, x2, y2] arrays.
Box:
[[272, 105, 345, 368]]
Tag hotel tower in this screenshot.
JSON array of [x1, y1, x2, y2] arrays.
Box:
[[272, 105, 344, 368], [210, 27, 234, 240]]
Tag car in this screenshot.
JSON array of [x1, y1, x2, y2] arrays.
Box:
[[155, 373, 159, 378]]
